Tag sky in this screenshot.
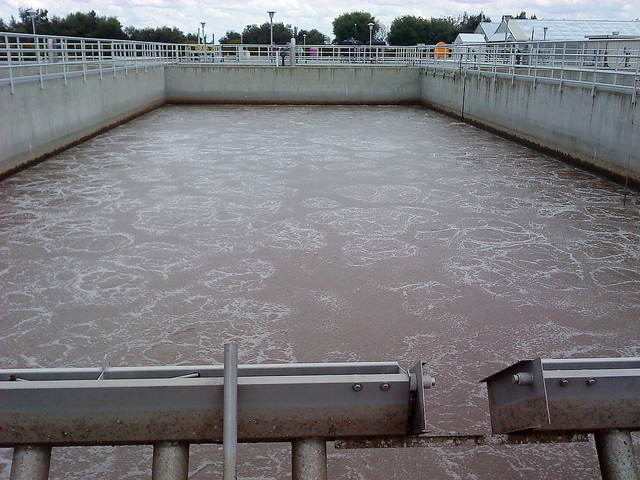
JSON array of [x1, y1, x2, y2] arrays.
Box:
[[1, 0, 639, 42]]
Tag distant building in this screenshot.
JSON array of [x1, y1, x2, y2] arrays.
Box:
[[474, 22, 501, 42], [486, 16, 640, 42], [453, 33, 487, 45]]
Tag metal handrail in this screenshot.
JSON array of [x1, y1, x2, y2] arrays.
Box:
[[2, 32, 639, 98]]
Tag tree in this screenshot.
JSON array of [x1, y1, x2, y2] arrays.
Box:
[[13, 7, 49, 34], [126, 26, 186, 43], [332, 11, 379, 44], [47, 11, 127, 39], [387, 15, 458, 46], [296, 29, 329, 45], [429, 17, 458, 44], [457, 12, 491, 33], [240, 22, 294, 44], [219, 30, 242, 44], [388, 16, 429, 46]]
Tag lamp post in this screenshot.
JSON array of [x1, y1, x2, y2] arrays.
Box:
[[201, 22, 206, 45], [268, 10, 275, 61], [303, 33, 307, 46], [268, 11, 275, 62], [368, 22, 374, 62], [25, 8, 37, 35]]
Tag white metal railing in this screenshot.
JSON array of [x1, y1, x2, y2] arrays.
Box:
[[2, 32, 639, 99], [0, 32, 180, 93], [425, 39, 640, 100]]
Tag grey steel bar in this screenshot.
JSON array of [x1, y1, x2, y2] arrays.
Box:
[[9, 445, 51, 480], [152, 442, 189, 480], [595, 430, 640, 480], [223, 343, 238, 480], [292, 438, 327, 480]]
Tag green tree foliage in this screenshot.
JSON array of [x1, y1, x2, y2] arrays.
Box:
[[219, 30, 242, 44], [387, 16, 428, 46], [220, 25, 328, 45], [48, 11, 127, 39], [296, 29, 329, 45], [332, 11, 379, 44], [125, 26, 186, 43], [226, 22, 295, 44], [5, 8, 50, 34], [388, 15, 458, 46], [457, 12, 491, 33], [514, 11, 538, 20]]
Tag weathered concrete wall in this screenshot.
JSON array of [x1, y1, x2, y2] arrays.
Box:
[[0, 68, 165, 177], [420, 69, 640, 184], [165, 65, 422, 104], [3, 62, 637, 185]]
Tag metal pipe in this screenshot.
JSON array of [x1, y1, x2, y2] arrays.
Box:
[[292, 438, 327, 480], [223, 343, 238, 480], [152, 442, 189, 480], [10, 445, 51, 480], [595, 429, 640, 480]]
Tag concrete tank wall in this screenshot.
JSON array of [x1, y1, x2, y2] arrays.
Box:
[[165, 65, 423, 104], [2, 62, 638, 186], [420, 69, 640, 184], [0, 67, 166, 177]]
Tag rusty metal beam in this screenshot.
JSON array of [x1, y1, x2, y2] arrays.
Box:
[[0, 361, 429, 446], [334, 432, 590, 449]]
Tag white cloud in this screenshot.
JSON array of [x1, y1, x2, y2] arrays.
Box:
[[1, 0, 638, 41]]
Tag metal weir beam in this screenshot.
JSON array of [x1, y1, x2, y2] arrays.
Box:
[[0, 360, 432, 446]]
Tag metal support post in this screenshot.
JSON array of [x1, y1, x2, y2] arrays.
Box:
[[223, 343, 238, 480], [595, 430, 640, 480], [10, 445, 51, 480], [292, 438, 327, 480], [152, 442, 189, 480]]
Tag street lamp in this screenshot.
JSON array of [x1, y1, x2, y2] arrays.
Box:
[[268, 11, 275, 45], [201, 22, 206, 45], [25, 8, 37, 35], [268, 11, 275, 62], [303, 33, 307, 46], [368, 22, 374, 63]]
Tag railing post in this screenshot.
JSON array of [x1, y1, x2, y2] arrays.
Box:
[[152, 442, 189, 480], [10, 445, 51, 480], [292, 438, 327, 480], [223, 343, 238, 480], [595, 430, 640, 480]]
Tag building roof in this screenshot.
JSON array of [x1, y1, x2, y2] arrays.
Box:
[[488, 18, 640, 42], [454, 33, 486, 44], [474, 22, 501, 41]]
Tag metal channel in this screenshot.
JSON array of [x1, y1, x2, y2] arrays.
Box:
[[482, 357, 640, 433], [0, 362, 423, 445], [223, 343, 238, 480]]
